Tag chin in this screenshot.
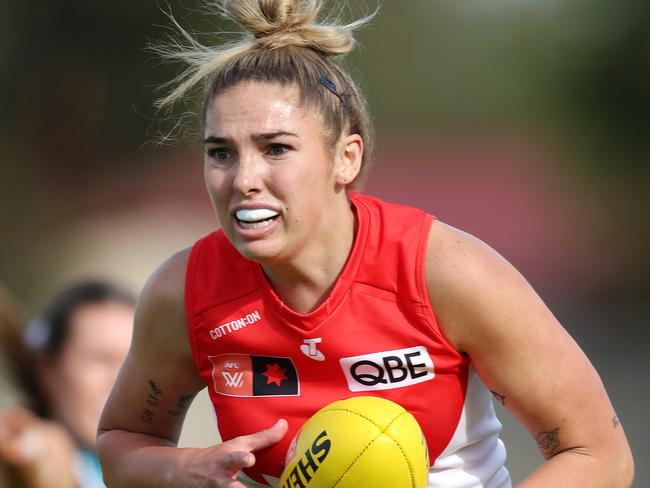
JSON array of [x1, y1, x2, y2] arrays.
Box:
[[234, 239, 283, 264]]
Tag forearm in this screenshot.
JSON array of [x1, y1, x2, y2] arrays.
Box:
[[517, 447, 634, 488], [97, 429, 197, 488]]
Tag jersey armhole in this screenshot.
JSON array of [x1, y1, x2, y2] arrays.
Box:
[[415, 215, 466, 357], [184, 240, 204, 371]]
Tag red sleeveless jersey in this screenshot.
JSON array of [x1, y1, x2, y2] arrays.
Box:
[[185, 193, 471, 486]]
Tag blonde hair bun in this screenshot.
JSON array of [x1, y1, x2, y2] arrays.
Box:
[[155, 0, 376, 177], [223, 0, 356, 55]]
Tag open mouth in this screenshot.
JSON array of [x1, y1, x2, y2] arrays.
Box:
[[235, 208, 280, 229]]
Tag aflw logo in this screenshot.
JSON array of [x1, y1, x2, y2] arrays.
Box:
[[222, 371, 245, 388], [208, 353, 299, 397]]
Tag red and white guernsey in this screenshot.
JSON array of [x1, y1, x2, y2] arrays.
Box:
[[185, 193, 511, 487]]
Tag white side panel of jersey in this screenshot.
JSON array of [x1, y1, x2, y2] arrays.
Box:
[[429, 367, 512, 488]]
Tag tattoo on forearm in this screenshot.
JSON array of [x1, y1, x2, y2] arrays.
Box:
[[140, 408, 155, 424], [490, 390, 506, 406], [168, 394, 194, 417], [139, 380, 164, 424], [613, 415, 621, 428], [146, 380, 163, 407], [535, 428, 560, 457]]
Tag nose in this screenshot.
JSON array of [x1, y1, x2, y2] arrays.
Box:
[[232, 151, 263, 196]]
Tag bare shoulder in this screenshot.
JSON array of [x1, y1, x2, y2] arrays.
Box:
[[134, 248, 192, 358], [139, 247, 190, 318], [425, 220, 519, 289], [424, 220, 538, 352]]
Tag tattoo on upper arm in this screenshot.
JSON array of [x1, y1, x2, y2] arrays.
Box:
[[139, 380, 164, 424], [535, 428, 560, 457], [168, 394, 194, 417], [613, 415, 621, 428], [490, 390, 506, 407]]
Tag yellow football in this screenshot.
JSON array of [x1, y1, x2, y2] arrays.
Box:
[[279, 396, 429, 488]]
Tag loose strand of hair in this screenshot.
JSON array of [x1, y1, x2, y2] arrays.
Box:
[[152, 0, 378, 109]]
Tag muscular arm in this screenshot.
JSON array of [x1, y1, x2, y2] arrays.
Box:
[[97, 249, 205, 486], [425, 221, 634, 487], [97, 250, 287, 487]]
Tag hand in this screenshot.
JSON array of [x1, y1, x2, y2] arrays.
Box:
[[177, 419, 288, 488], [0, 408, 76, 488]]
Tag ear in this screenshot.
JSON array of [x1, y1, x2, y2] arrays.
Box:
[[334, 133, 364, 186]]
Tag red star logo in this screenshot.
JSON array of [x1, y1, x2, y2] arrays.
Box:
[[262, 362, 288, 387]]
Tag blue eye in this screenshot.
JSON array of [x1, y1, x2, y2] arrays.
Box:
[[268, 144, 289, 156], [207, 148, 230, 160]]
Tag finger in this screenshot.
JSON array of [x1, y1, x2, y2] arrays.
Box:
[[231, 419, 288, 453], [220, 450, 255, 476]]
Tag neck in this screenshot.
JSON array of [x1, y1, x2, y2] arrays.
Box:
[[261, 199, 357, 314]]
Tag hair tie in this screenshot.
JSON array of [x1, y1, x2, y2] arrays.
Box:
[[23, 318, 50, 352], [319, 75, 346, 106]]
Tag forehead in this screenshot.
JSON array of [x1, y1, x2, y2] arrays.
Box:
[[204, 81, 320, 136]]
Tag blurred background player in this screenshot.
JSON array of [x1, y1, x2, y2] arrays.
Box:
[[1, 282, 74, 488], [1, 281, 76, 488], [0, 282, 32, 411], [0, 281, 134, 488]]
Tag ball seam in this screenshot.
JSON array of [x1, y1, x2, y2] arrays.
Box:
[[321, 407, 400, 429], [326, 408, 413, 488], [382, 412, 418, 488]]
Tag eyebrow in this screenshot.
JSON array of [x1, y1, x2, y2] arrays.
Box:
[[203, 131, 299, 145]]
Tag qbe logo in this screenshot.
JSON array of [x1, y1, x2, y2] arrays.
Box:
[[339, 346, 434, 392]]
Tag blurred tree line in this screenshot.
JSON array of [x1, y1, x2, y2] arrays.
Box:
[[0, 0, 648, 303]]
